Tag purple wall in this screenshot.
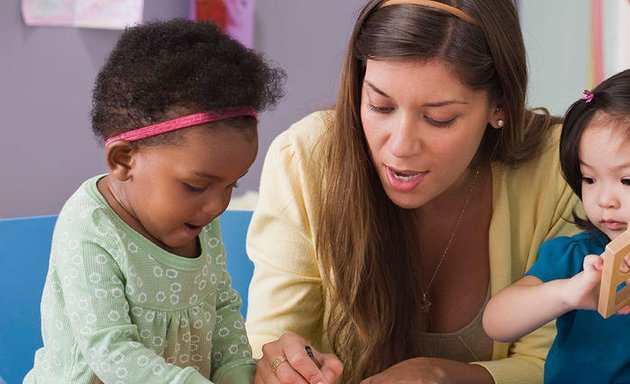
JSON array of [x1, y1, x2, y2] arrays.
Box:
[[0, 1, 363, 218]]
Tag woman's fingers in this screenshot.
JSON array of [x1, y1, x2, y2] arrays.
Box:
[[256, 357, 287, 384], [314, 351, 344, 382], [257, 349, 305, 384], [257, 336, 294, 384], [257, 332, 342, 384], [275, 359, 311, 384], [281, 339, 333, 384]]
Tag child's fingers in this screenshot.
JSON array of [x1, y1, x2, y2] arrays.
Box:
[[580, 255, 604, 291], [617, 305, 630, 315], [583, 254, 603, 271]]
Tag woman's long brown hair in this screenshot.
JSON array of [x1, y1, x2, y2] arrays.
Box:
[[314, 0, 560, 382]]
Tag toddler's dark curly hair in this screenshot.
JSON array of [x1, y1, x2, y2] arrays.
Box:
[[91, 18, 286, 145]]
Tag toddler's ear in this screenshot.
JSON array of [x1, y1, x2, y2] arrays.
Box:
[[105, 141, 134, 181]]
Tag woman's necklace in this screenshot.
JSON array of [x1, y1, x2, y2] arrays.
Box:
[[420, 165, 481, 313]]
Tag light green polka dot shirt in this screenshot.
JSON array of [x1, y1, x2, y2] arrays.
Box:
[[24, 176, 256, 384]]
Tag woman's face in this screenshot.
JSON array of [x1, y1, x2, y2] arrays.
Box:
[[360, 59, 499, 209]]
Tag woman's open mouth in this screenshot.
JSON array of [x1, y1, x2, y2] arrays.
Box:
[[386, 166, 427, 192]]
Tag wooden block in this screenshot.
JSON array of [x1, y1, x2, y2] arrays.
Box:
[[598, 229, 630, 318]]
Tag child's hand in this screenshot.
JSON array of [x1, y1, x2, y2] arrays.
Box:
[[564, 254, 604, 311], [617, 253, 630, 315], [569, 254, 630, 315]]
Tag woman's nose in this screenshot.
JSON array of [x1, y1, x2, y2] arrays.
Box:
[[388, 114, 420, 158]]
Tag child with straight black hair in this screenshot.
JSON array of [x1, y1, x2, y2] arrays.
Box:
[[483, 68, 630, 383], [24, 19, 285, 384]]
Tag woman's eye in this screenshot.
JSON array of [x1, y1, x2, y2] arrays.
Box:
[[425, 116, 456, 128], [622, 179, 630, 186], [582, 177, 595, 185], [367, 103, 393, 114]]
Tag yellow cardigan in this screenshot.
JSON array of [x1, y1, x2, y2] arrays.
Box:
[[246, 111, 580, 383]]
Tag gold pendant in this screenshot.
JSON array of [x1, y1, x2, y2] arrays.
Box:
[[421, 292, 432, 313]]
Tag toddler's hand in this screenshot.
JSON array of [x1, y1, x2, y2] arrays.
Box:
[[617, 253, 630, 315], [565, 254, 603, 310], [576, 253, 630, 315], [582, 254, 604, 283]]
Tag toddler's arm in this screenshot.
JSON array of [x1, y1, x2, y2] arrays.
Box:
[[482, 254, 604, 342]]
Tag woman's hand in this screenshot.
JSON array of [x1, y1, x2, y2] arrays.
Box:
[[255, 331, 343, 384], [359, 357, 493, 384]]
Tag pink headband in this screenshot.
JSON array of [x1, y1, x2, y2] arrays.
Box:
[[104, 107, 257, 146]]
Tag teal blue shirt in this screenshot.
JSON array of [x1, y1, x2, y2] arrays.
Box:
[[25, 176, 255, 384], [527, 231, 630, 383]]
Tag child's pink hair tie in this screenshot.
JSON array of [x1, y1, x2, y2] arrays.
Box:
[[582, 89, 594, 103], [104, 107, 257, 146]]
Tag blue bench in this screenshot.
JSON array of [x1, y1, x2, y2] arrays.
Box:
[[0, 210, 254, 384]]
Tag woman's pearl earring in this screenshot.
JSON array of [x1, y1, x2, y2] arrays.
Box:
[[494, 106, 504, 128]]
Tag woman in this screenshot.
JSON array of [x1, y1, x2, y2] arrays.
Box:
[[246, 0, 580, 383]]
